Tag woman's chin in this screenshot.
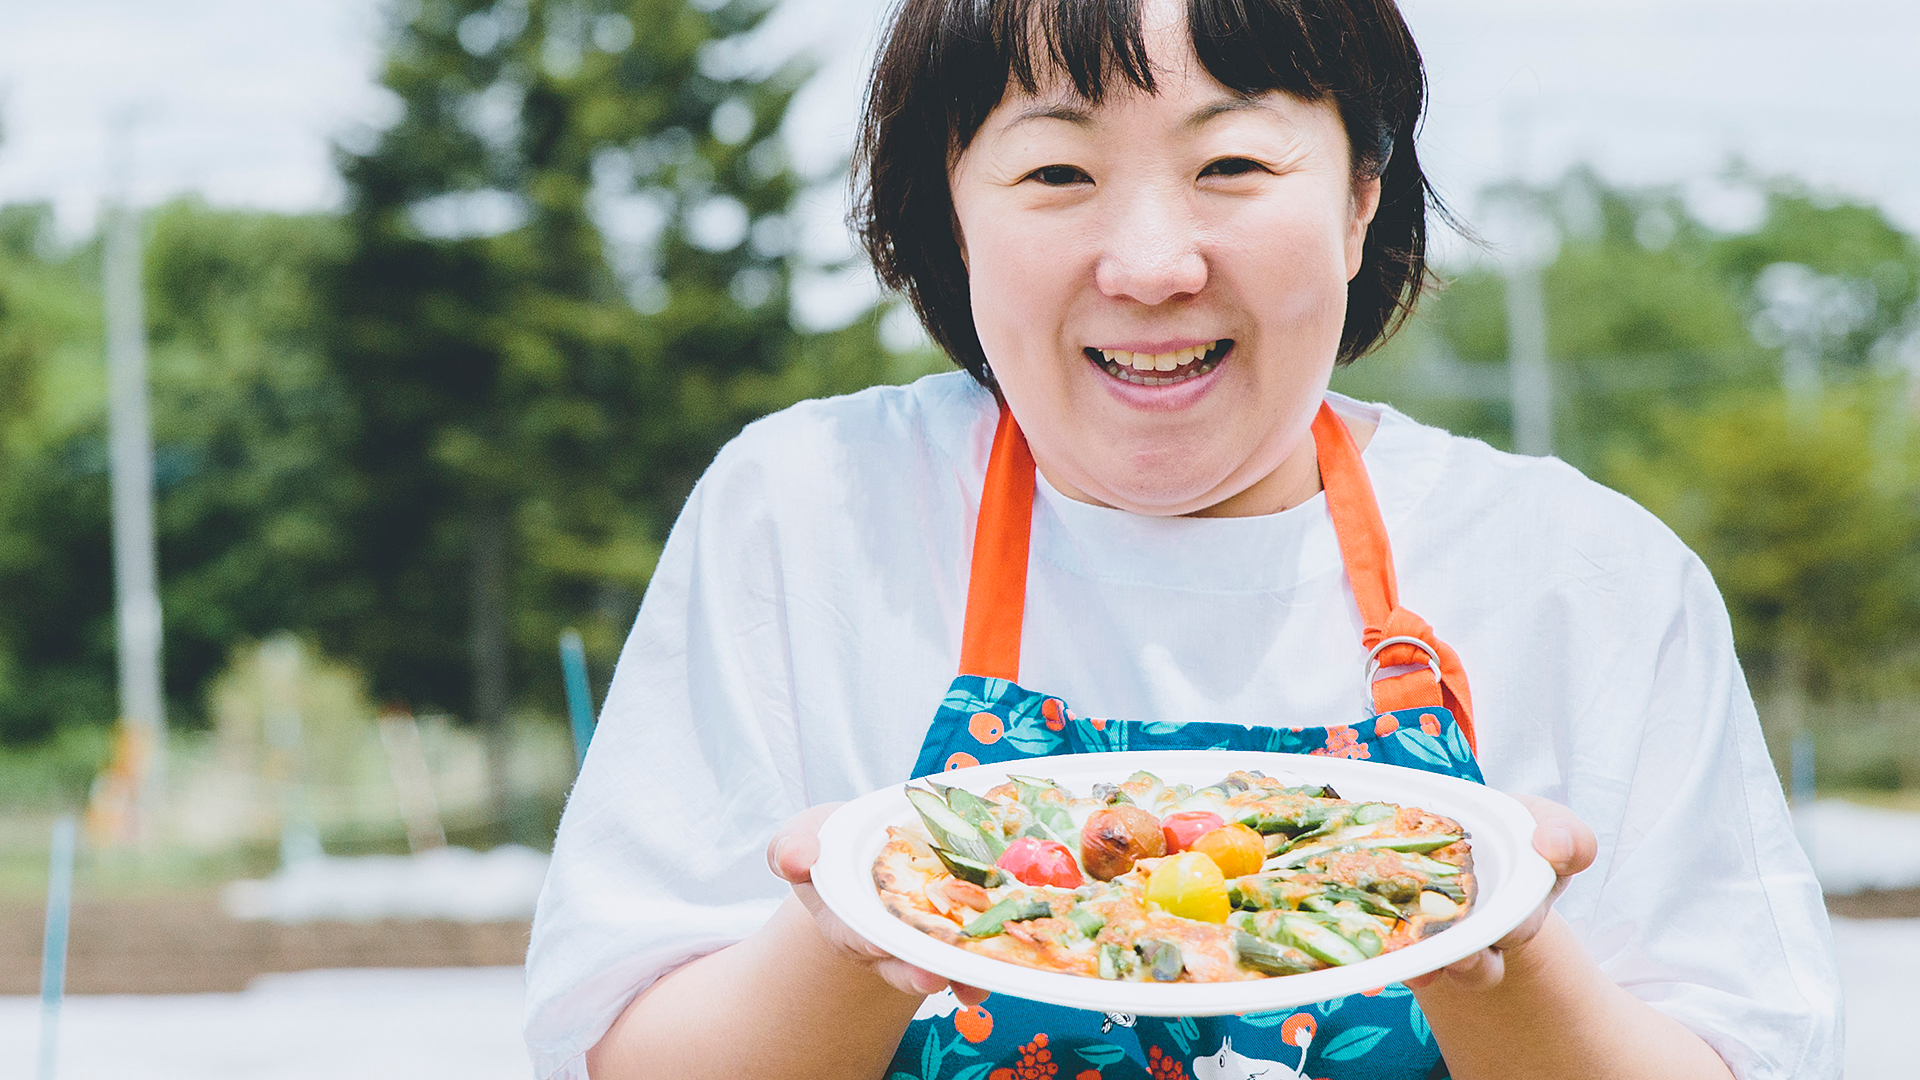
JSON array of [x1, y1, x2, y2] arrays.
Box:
[[1071, 470, 1240, 518]]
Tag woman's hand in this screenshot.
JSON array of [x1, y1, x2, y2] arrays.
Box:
[[1405, 794, 1597, 991], [768, 803, 988, 1005]]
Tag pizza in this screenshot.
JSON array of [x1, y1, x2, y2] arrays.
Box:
[[872, 769, 1473, 983]]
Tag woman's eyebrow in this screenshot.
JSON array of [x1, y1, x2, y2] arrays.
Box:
[[1001, 93, 1284, 132], [1185, 95, 1284, 129], [1007, 101, 1095, 129]]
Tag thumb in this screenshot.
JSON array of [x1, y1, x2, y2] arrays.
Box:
[[767, 802, 843, 886]]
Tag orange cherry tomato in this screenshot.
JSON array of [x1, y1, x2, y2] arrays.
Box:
[[1190, 823, 1264, 878], [1160, 810, 1225, 853], [1144, 851, 1230, 923]]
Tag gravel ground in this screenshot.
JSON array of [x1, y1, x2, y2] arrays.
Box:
[[0, 919, 1906, 1079], [1830, 916, 1916, 1080], [0, 967, 530, 1080]]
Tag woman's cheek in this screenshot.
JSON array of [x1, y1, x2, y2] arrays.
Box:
[[968, 242, 1082, 374]]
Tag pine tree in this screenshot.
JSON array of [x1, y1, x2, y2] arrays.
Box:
[[327, 0, 813, 817]]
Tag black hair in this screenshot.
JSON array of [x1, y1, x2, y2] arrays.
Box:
[[852, 0, 1441, 387]]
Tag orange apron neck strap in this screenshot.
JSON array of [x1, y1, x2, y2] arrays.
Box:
[[1312, 403, 1478, 752], [957, 404, 1036, 682], [957, 399, 1477, 754]]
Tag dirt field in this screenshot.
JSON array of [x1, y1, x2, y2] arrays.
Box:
[[1823, 886, 1920, 919], [5, 889, 1911, 995], [0, 894, 528, 994]]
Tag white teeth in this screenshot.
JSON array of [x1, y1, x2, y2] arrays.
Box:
[[1131, 352, 1155, 371], [1154, 352, 1178, 371]]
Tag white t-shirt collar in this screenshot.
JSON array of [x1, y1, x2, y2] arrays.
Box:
[[1029, 394, 1444, 595]]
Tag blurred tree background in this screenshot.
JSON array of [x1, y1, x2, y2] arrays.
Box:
[[1335, 168, 1920, 788], [2, 0, 1919, 820]]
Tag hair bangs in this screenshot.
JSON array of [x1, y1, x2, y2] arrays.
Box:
[[929, 0, 1160, 152]]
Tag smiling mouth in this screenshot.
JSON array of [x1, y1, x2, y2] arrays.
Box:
[[1084, 340, 1231, 386]]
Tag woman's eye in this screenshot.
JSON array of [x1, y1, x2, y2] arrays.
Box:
[[1200, 158, 1265, 178], [1028, 164, 1090, 186]]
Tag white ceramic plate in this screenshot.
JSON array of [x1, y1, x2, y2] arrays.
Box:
[[814, 750, 1555, 1016]]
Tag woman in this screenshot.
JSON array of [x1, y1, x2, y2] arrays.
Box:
[[524, 0, 1840, 1077]]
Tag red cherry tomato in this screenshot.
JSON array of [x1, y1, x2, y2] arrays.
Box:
[[1161, 810, 1226, 853], [995, 836, 1085, 888]]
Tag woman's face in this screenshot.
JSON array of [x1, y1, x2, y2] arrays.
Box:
[[949, 1, 1380, 518]]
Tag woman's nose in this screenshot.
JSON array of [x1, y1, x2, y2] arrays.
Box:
[[1092, 193, 1209, 306]]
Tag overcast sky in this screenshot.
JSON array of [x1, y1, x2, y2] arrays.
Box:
[[2, 0, 1916, 252]]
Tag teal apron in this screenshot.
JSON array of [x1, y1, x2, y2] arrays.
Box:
[[887, 402, 1482, 1080]]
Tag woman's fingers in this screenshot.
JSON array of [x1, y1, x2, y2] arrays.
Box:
[[766, 803, 976, 1001], [875, 958, 951, 997], [1412, 796, 1595, 994], [1488, 796, 1594, 958], [951, 982, 990, 1007], [1406, 946, 1505, 992], [766, 802, 843, 885], [1513, 794, 1597, 879], [1499, 794, 1596, 955]]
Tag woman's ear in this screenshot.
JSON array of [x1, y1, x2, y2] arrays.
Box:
[[1346, 176, 1383, 281]]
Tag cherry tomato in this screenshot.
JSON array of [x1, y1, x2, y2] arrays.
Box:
[[1160, 810, 1226, 853], [1144, 850, 1230, 923], [995, 836, 1085, 888], [1080, 806, 1165, 880], [1190, 823, 1264, 878]]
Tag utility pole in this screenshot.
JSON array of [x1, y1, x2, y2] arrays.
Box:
[[104, 117, 166, 840], [1498, 103, 1555, 458], [1506, 260, 1553, 457]]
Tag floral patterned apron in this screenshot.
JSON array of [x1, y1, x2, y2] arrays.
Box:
[[886, 401, 1482, 1080]]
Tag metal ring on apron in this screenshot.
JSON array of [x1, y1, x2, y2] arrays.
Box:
[[1364, 634, 1444, 716]]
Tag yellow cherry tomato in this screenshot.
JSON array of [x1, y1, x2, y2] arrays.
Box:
[[1144, 851, 1230, 923], [1190, 823, 1264, 879]]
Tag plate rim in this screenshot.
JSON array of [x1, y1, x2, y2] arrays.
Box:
[[813, 749, 1556, 1016]]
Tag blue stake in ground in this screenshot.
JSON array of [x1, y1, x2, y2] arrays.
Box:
[[559, 630, 598, 768], [39, 815, 77, 1080]]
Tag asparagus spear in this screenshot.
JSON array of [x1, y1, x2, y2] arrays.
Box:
[[930, 784, 1009, 856], [1265, 831, 1464, 870], [905, 787, 996, 865], [1065, 905, 1106, 939], [1269, 912, 1370, 967], [1137, 938, 1184, 982], [1301, 885, 1402, 921], [1232, 930, 1319, 976], [1005, 775, 1077, 847], [933, 847, 1007, 888], [962, 896, 1054, 938]]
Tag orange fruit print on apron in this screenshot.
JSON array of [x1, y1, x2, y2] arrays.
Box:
[[889, 402, 1482, 1080]]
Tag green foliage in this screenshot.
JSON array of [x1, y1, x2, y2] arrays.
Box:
[[0, 724, 113, 813], [1608, 387, 1920, 692], [325, 0, 823, 715], [143, 203, 363, 719], [0, 201, 359, 743], [1340, 166, 1920, 702], [0, 205, 114, 744], [0, 1, 914, 754]]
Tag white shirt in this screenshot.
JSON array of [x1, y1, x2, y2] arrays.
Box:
[[524, 372, 1840, 1080]]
